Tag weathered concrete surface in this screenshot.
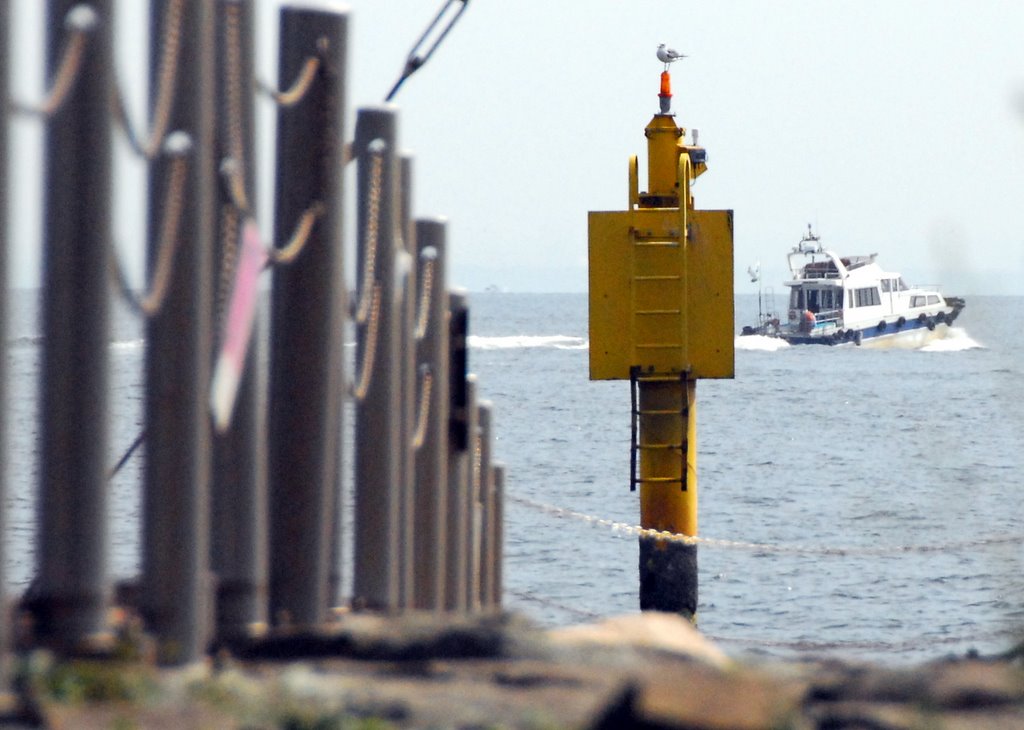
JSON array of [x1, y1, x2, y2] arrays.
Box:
[[7, 612, 1024, 729]]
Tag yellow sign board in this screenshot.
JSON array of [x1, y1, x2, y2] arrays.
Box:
[[589, 208, 734, 380]]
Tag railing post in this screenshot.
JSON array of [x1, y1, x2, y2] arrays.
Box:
[[465, 376, 481, 610], [268, 1, 348, 630], [352, 106, 401, 610], [0, 0, 8, 676], [444, 292, 470, 611], [477, 401, 496, 610], [34, 0, 113, 650], [491, 463, 505, 608], [397, 154, 415, 608], [211, 0, 269, 639], [412, 218, 449, 610], [141, 0, 217, 665]]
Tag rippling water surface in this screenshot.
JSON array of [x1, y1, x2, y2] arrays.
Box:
[[468, 293, 1024, 664], [5, 291, 1022, 665]]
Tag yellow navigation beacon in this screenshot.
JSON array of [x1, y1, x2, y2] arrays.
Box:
[[587, 56, 734, 617]]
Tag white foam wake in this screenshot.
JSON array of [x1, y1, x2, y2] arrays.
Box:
[[735, 334, 790, 352], [919, 327, 984, 352], [468, 334, 588, 350]]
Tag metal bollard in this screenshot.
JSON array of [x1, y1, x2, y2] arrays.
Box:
[[34, 0, 114, 652], [268, 1, 348, 630], [464, 376, 481, 611], [141, 0, 217, 664], [412, 219, 449, 610], [0, 0, 8, 675], [477, 401, 496, 610], [444, 292, 470, 611], [210, 0, 269, 641], [491, 463, 505, 608], [396, 154, 415, 608], [352, 106, 402, 611]]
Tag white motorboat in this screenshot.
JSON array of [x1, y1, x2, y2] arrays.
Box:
[[741, 226, 965, 346]]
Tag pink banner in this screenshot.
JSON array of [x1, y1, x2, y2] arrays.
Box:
[[210, 217, 268, 432]]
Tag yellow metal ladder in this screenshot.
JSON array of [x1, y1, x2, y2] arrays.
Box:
[[630, 231, 687, 375], [629, 367, 688, 492]]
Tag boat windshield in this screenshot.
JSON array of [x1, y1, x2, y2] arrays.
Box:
[[789, 286, 843, 314]]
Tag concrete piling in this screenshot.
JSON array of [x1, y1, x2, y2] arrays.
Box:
[[352, 106, 402, 611], [35, 0, 114, 652], [412, 219, 450, 611], [141, 0, 217, 664], [267, 0, 348, 633]]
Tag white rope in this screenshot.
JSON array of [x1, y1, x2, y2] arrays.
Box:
[[508, 494, 1024, 556]]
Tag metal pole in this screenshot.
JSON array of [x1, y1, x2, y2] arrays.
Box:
[[268, 2, 347, 630], [352, 106, 401, 611], [397, 154, 415, 608], [491, 463, 505, 608], [465, 376, 480, 611], [211, 0, 268, 638], [477, 401, 495, 610], [35, 0, 113, 650], [141, 0, 216, 665], [412, 218, 448, 610], [638, 378, 698, 616], [0, 0, 9, 675], [444, 291, 469, 611]]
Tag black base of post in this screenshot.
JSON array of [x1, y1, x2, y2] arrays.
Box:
[[638, 536, 697, 618]]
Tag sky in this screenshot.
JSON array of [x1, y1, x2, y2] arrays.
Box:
[[6, 1, 1024, 294]]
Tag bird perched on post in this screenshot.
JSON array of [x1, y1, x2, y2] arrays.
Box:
[[656, 43, 687, 69]]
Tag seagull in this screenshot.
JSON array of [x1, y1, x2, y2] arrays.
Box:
[[657, 43, 687, 69]]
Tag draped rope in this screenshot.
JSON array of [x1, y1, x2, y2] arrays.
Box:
[[13, 5, 96, 118]]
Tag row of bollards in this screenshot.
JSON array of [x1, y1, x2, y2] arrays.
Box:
[[1, 0, 504, 668]]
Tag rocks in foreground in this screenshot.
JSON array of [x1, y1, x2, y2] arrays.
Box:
[[6, 611, 1024, 729]]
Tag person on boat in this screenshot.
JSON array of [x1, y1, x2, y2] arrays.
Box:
[[801, 309, 815, 333]]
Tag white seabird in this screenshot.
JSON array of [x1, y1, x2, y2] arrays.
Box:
[[656, 43, 687, 68]]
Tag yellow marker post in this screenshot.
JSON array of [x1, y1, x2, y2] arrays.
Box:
[[588, 64, 733, 617]]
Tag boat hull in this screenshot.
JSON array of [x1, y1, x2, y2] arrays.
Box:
[[781, 320, 954, 348], [742, 298, 965, 348]]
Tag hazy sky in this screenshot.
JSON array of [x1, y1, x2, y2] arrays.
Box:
[[333, 0, 1024, 295], [7, 1, 1024, 294]]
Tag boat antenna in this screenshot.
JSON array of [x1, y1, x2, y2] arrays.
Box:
[[747, 262, 763, 322]]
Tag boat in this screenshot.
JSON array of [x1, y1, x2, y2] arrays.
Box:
[[740, 225, 965, 346]]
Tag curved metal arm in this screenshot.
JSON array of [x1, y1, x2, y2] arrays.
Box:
[[385, 0, 469, 102]]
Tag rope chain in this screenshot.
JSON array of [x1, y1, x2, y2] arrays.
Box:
[[222, 0, 250, 213], [214, 204, 241, 352], [258, 56, 321, 107], [508, 493, 1024, 556], [112, 0, 184, 159], [267, 202, 324, 265], [353, 150, 384, 324], [351, 284, 382, 402], [136, 148, 190, 315], [13, 6, 94, 118], [111, 145, 190, 317], [411, 366, 433, 450], [414, 255, 435, 341]]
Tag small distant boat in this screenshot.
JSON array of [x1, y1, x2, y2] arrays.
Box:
[[741, 225, 965, 347]]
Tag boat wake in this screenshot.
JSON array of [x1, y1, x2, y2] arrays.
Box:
[[734, 327, 983, 353], [919, 327, 984, 352], [469, 334, 588, 351], [735, 334, 791, 352]]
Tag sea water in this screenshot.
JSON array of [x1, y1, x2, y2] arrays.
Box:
[[468, 293, 1024, 664], [4, 291, 1023, 665]]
